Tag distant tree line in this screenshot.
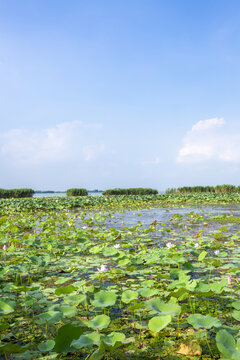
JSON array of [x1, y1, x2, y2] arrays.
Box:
[[0, 188, 34, 198], [102, 188, 158, 195], [165, 185, 240, 194]]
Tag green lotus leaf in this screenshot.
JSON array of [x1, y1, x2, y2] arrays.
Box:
[[139, 288, 158, 298], [54, 324, 83, 353], [0, 299, 16, 315], [103, 247, 118, 257], [210, 279, 228, 294], [64, 294, 87, 306], [89, 245, 102, 254], [122, 290, 138, 304], [198, 251, 207, 261], [216, 329, 240, 360], [148, 315, 172, 332], [92, 291, 117, 308], [88, 314, 111, 330], [71, 331, 101, 349], [37, 310, 62, 325], [55, 284, 76, 296], [100, 332, 126, 350], [146, 298, 181, 316], [187, 314, 221, 329], [59, 304, 77, 318], [232, 300, 240, 311], [232, 310, 240, 322], [0, 343, 26, 354], [38, 340, 55, 352]]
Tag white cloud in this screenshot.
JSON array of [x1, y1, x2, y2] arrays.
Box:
[[0, 121, 105, 165], [191, 117, 225, 132], [177, 118, 240, 163]]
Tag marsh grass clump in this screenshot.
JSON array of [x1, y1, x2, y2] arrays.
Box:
[[102, 188, 158, 195], [166, 184, 240, 194], [66, 188, 88, 196], [0, 188, 34, 198]]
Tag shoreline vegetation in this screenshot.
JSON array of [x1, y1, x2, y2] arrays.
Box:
[[166, 184, 240, 194], [1, 184, 240, 198]]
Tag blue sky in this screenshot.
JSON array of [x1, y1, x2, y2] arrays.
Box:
[[0, 0, 240, 190]]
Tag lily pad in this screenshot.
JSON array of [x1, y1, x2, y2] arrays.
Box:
[[122, 290, 138, 304], [187, 314, 221, 329], [92, 291, 117, 308], [148, 315, 172, 332], [146, 298, 181, 316], [88, 314, 111, 330], [38, 340, 55, 352]]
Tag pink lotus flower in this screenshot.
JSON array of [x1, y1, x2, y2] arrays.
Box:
[[228, 276, 232, 284], [214, 250, 220, 255], [3, 245, 7, 251]]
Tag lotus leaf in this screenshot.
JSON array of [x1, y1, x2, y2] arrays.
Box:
[[71, 331, 101, 349], [38, 340, 55, 352], [187, 314, 221, 329], [92, 291, 117, 308], [54, 324, 83, 353], [148, 315, 172, 332], [146, 298, 181, 316]]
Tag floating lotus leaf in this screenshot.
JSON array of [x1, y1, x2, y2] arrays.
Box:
[[55, 284, 76, 296], [92, 291, 117, 308], [64, 294, 87, 306], [37, 310, 62, 325], [187, 314, 221, 329], [121, 290, 138, 303], [38, 340, 55, 352], [59, 304, 77, 318], [146, 298, 181, 316], [88, 314, 110, 330], [118, 257, 131, 266], [103, 247, 118, 257], [148, 315, 172, 332], [139, 288, 158, 298]]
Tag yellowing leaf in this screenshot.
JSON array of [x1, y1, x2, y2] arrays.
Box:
[[176, 341, 202, 356]]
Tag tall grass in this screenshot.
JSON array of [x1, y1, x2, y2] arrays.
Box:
[[102, 188, 158, 195], [66, 188, 88, 196], [0, 188, 34, 198], [165, 184, 240, 194]]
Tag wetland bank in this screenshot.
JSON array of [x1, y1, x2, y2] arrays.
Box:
[[1, 193, 240, 359]]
